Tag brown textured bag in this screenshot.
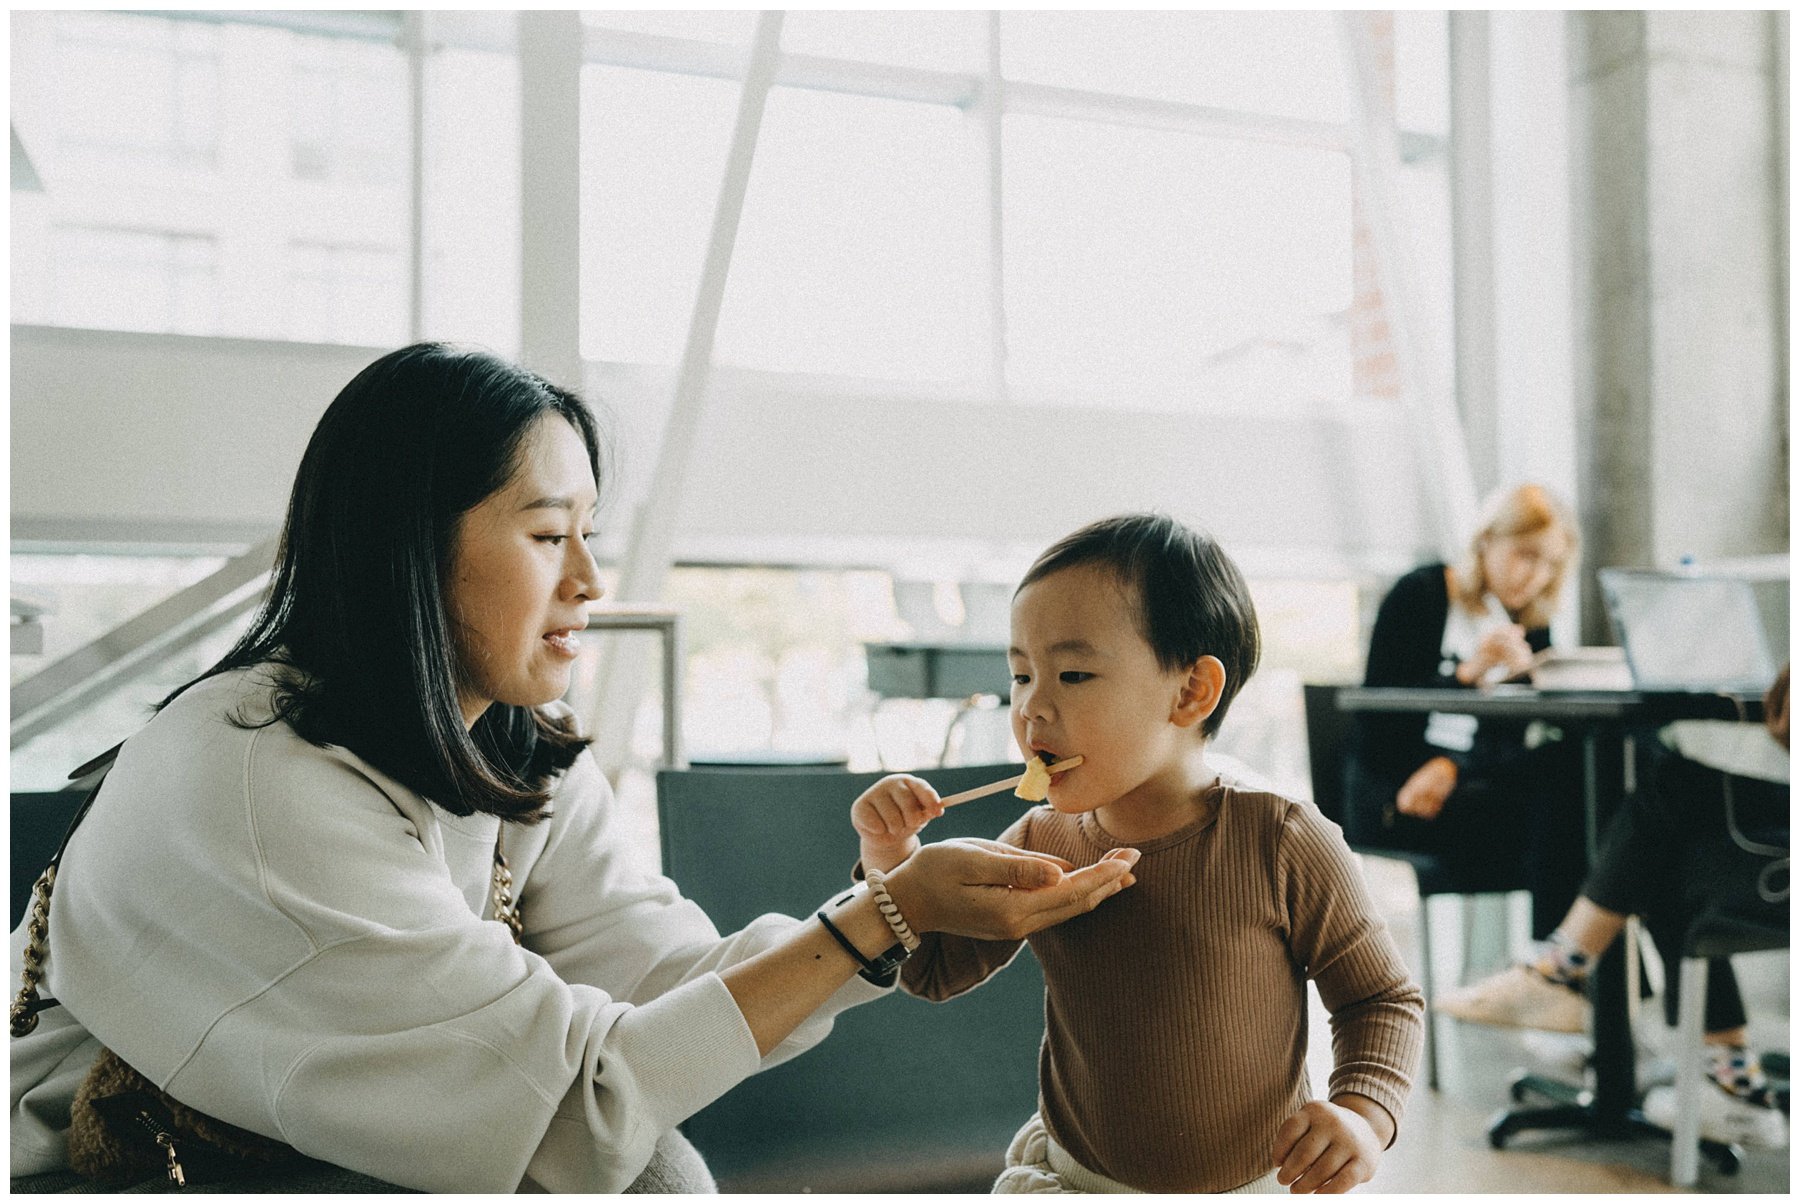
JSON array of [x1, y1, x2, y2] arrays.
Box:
[[67, 1047, 303, 1188]]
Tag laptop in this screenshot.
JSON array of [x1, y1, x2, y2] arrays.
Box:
[[1597, 568, 1778, 694]]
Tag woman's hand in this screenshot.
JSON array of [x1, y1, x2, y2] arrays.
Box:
[[851, 774, 944, 874], [719, 840, 1136, 1058], [1457, 625, 1534, 684], [1395, 756, 1457, 820], [885, 838, 1139, 941]]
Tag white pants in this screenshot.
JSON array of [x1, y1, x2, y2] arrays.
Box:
[[992, 1112, 1284, 1194]]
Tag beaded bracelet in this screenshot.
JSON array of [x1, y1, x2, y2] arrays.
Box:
[[863, 867, 920, 952]]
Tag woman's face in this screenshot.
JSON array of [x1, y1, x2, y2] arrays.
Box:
[[1481, 527, 1568, 614], [446, 415, 603, 728]]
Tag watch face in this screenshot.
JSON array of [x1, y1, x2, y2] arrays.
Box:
[[860, 942, 911, 984]]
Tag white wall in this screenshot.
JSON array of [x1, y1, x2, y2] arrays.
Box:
[[13, 324, 1433, 578], [12, 326, 373, 544]]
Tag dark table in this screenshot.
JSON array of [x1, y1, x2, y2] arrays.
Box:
[[1337, 684, 1762, 1172]]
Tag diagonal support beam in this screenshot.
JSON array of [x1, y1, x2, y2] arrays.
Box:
[[588, 11, 785, 769], [11, 536, 280, 748], [1338, 12, 1479, 561]]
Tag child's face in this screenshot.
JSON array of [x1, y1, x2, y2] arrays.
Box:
[[1008, 563, 1203, 815]]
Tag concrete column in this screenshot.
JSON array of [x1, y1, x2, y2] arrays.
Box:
[[517, 12, 583, 388], [1489, 14, 1578, 504], [1568, 11, 1786, 638]]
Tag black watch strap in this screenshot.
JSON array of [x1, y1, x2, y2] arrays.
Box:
[[816, 910, 910, 985]]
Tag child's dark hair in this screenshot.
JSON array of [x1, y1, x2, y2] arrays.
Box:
[[1018, 513, 1261, 738]]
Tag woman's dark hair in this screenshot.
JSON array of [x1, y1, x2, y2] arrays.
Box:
[[165, 342, 611, 823], [1018, 512, 1261, 739]]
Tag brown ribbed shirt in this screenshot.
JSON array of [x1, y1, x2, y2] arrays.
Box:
[[902, 780, 1424, 1193]]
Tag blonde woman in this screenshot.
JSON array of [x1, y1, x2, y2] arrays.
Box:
[[1345, 484, 1586, 940]]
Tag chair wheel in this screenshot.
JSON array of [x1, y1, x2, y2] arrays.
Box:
[[1510, 1079, 1530, 1103], [1704, 1144, 1742, 1176]]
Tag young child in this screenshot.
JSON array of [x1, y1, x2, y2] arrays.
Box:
[[851, 514, 1424, 1193]]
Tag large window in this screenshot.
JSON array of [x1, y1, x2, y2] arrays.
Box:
[[11, 11, 412, 345], [13, 11, 1447, 392], [1001, 117, 1352, 405], [576, 9, 1446, 410]]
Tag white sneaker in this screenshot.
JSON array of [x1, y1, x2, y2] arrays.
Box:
[[1435, 964, 1588, 1034], [1643, 1082, 1788, 1149], [1519, 1029, 1675, 1086]]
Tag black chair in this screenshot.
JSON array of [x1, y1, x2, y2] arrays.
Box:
[[656, 761, 1048, 1192], [1667, 803, 1788, 1185], [1302, 683, 1532, 1091], [12, 790, 89, 927]]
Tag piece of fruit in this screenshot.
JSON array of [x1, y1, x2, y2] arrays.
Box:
[[1016, 753, 1055, 801]]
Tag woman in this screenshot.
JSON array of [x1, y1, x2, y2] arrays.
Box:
[[1345, 483, 1585, 938], [9, 344, 1137, 1192]]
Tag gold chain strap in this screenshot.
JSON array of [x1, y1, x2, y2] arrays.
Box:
[[490, 825, 524, 944], [11, 865, 58, 1037]]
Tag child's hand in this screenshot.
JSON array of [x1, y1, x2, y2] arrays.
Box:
[[851, 774, 944, 874], [1270, 1097, 1385, 1193]]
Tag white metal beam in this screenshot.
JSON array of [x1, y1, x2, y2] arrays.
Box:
[[588, 11, 785, 769], [517, 11, 584, 388], [404, 10, 427, 344], [1449, 11, 1497, 496], [976, 11, 1008, 399], [574, 22, 1443, 158], [1338, 13, 1477, 560]]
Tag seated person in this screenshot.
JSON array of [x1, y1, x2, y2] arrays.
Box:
[[851, 514, 1424, 1193], [1439, 666, 1790, 1149], [1346, 483, 1587, 939]]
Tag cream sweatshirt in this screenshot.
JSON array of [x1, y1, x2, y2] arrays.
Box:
[[9, 665, 885, 1191]]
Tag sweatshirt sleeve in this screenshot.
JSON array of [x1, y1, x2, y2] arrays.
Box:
[[46, 724, 876, 1196], [237, 742, 790, 1193], [897, 813, 1033, 1002], [1274, 801, 1424, 1140], [518, 751, 888, 1073]]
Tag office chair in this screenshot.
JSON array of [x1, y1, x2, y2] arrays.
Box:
[[1667, 786, 1788, 1186], [11, 790, 89, 927], [1302, 683, 1532, 1091]]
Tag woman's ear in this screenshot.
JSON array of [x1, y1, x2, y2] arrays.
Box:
[[1171, 656, 1227, 729]]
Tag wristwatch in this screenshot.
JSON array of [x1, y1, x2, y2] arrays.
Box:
[[819, 887, 912, 986]]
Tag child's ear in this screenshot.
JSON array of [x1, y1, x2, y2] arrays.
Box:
[[1171, 656, 1226, 729]]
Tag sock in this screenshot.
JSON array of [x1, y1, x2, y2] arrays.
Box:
[[1529, 929, 1592, 989], [1707, 1044, 1772, 1104]]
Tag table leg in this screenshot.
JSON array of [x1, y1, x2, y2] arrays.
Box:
[[1486, 727, 1637, 1142]]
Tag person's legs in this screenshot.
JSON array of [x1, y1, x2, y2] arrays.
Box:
[[1440, 738, 1740, 1034]]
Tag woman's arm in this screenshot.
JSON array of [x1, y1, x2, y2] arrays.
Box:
[[1362, 566, 1456, 689], [721, 839, 1135, 1055]]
